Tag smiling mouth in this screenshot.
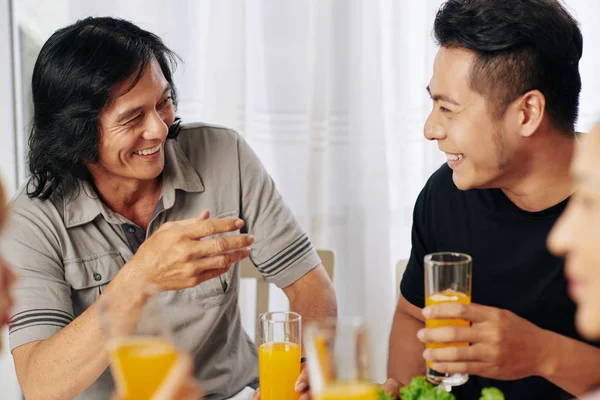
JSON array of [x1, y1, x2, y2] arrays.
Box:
[[445, 152, 464, 161], [133, 144, 161, 156]]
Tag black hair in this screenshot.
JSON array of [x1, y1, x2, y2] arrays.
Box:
[[28, 16, 181, 200], [434, 0, 583, 134]]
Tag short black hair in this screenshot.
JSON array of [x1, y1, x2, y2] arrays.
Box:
[[434, 0, 583, 134], [28, 16, 181, 200]]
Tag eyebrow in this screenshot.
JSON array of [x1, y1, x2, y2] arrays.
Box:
[[426, 86, 460, 106], [115, 85, 172, 123]]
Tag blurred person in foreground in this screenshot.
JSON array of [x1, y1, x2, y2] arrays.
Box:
[[549, 124, 600, 399], [0, 180, 16, 348], [5, 17, 336, 400], [385, 1, 600, 399]]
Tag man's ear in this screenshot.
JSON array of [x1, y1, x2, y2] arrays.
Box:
[[514, 90, 546, 138]]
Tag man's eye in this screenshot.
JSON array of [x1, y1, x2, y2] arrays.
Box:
[[127, 114, 143, 124]]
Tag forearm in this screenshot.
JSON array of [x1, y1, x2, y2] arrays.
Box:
[[286, 265, 337, 327], [16, 266, 146, 399], [289, 282, 337, 325], [387, 310, 426, 385], [537, 329, 600, 396]]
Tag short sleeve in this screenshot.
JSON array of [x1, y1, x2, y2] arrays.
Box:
[[237, 136, 321, 288], [400, 185, 430, 308], [3, 209, 73, 350]]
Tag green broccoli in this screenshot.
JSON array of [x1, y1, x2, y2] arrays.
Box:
[[398, 376, 456, 400], [377, 386, 394, 400], [479, 387, 505, 400], [397, 376, 504, 400]]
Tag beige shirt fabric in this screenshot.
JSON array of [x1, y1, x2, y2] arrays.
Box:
[[5, 123, 321, 400]]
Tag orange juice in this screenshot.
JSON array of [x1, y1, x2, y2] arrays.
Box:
[[259, 342, 301, 400], [108, 337, 178, 400], [316, 381, 379, 400], [425, 290, 471, 367]]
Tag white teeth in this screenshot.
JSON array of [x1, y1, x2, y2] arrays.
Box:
[[445, 153, 464, 161], [134, 144, 161, 156]]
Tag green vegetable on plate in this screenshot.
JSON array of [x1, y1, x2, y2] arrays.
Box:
[[390, 376, 504, 400]]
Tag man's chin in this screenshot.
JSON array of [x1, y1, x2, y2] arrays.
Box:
[[451, 172, 475, 191], [134, 168, 163, 182]]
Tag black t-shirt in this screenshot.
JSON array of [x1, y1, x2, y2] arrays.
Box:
[[400, 164, 590, 400]]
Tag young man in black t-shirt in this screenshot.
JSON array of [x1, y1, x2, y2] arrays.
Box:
[[384, 1, 600, 399]]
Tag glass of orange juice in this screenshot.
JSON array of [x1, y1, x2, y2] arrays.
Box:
[[305, 318, 378, 400], [99, 288, 178, 400], [259, 311, 302, 400], [424, 252, 472, 388]]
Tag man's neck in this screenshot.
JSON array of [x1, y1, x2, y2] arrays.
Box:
[[93, 175, 163, 229], [500, 131, 576, 212]]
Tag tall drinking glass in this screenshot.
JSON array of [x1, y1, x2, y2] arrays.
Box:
[[99, 290, 178, 400], [424, 252, 472, 387], [305, 317, 378, 400], [258, 311, 302, 400]]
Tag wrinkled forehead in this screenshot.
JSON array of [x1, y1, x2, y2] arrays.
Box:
[[103, 58, 168, 115]]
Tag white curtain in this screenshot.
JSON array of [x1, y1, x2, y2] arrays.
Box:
[[5, 0, 600, 389]]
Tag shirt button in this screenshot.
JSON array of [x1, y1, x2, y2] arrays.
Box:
[[126, 226, 136, 234], [93, 273, 102, 281]]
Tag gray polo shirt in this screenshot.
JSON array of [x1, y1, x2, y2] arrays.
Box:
[[4, 123, 321, 400]]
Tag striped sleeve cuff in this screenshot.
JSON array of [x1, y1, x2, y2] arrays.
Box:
[[8, 309, 73, 349], [255, 234, 321, 288], [256, 234, 314, 278]]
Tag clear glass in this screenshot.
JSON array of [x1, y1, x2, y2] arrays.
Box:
[[305, 317, 378, 400], [424, 252, 472, 388], [99, 289, 178, 400], [258, 311, 302, 400]]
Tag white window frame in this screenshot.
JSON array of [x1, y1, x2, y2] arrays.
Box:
[[0, 2, 22, 398], [0, 0, 18, 194]]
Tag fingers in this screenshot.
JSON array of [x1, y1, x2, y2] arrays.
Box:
[[423, 344, 477, 363], [295, 367, 309, 393], [183, 217, 245, 240], [189, 248, 252, 275], [198, 209, 210, 220], [417, 326, 478, 344], [422, 302, 493, 323], [299, 393, 312, 400], [252, 387, 260, 400], [188, 234, 254, 259], [380, 378, 401, 399], [423, 343, 496, 364], [428, 361, 488, 376]]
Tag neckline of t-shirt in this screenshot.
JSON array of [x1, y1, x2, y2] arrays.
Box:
[[491, 188, 569, 220]]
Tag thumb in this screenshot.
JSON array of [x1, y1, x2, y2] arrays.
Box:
[[198, 209, 210, 220], [252, 387, 260, 400]]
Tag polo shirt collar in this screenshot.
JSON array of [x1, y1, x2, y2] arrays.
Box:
[[63, 138, 204, 228]]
